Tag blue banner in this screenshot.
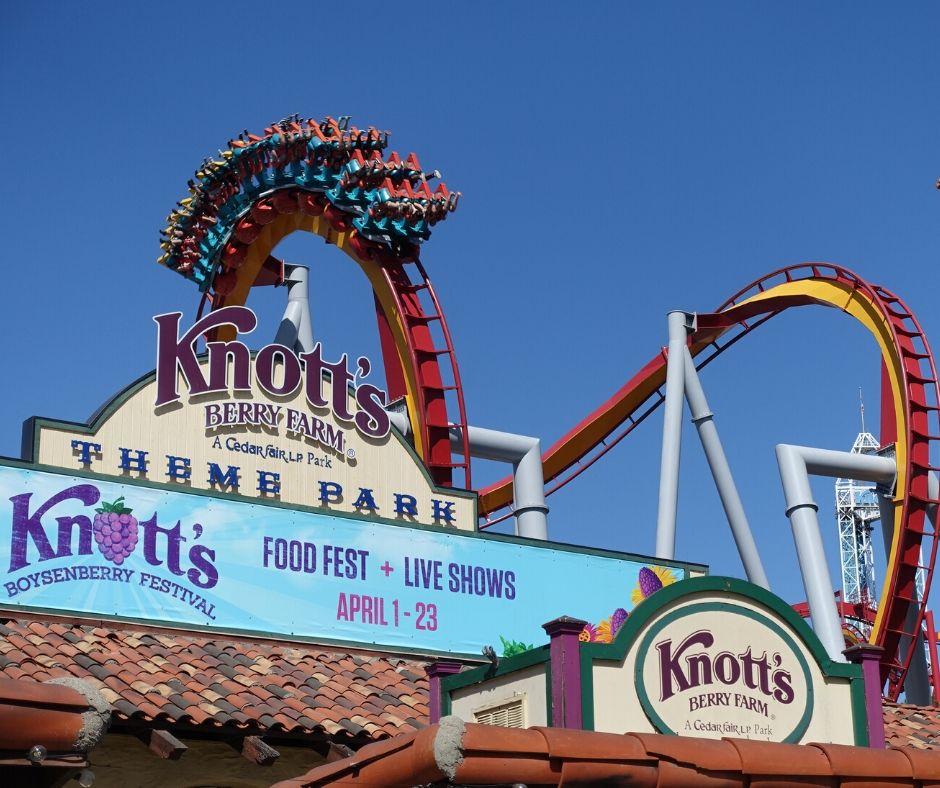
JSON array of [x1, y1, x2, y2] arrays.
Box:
[[0, 464, 695, 655]]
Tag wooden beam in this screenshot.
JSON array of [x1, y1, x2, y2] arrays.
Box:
[[241, 735, 280, 766], [136, 728, 187, 760]]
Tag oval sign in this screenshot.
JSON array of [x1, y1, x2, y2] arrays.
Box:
[[634, 601, 813, 743]]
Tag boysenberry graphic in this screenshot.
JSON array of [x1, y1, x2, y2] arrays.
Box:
[[638, 567, 663, 598], [631, 565, 680, 606], [92, 497, 139, 565], [611, 607, 629, 636]]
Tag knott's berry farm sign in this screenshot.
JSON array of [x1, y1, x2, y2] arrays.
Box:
[[638, 598, 806, 738], [154, 306, 392, 442], [25, 307, 475, 530], [442, 577, 868, 745], [3, 308, 704, 655], [593, 577, 867, 744]]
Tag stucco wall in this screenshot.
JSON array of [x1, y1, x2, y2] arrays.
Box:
[[450, 664, 549, 728]]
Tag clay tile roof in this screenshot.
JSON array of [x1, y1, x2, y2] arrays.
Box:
[[0, 675, 109, 765], [272, 718, 940, 788], [885, 701, 940, 750], [0, 618, 429, 742]]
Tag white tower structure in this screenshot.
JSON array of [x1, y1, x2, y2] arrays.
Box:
[[833, 396, 931, 700], [835, 394, 927, 640], [836, 429, 882, 620]]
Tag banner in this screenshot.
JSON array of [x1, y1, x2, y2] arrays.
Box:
[[0, 463, 696, 655]]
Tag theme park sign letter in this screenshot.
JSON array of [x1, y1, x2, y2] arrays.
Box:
[[153, 307, 391, 439]]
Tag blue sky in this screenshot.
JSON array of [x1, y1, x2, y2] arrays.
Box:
[[1, 3, 938, 608]]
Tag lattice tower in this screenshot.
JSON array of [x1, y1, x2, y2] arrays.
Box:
[[836, 431, 882, 615]]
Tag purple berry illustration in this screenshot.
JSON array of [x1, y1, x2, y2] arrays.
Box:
[[93, 497, 139, 565], [611, 607, 629, 636], [638, 567, 663, 598], [632, 565, 680, 606]]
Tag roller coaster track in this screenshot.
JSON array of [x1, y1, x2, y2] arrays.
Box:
[[158, 116, 471, 490], [479, 263, 940, 699], [159, 120, 937, 698]]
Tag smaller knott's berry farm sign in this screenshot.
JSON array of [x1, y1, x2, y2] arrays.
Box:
[[0, 308, 705, 656], [442, 577, 867, 745], [590, 577, 866, 745], [636, 597, 808, 738]]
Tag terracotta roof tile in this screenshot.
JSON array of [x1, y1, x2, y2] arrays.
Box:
[[885, 702, 940, 750], [0, 617, 429, 741], [275, 722, 940, 788], [112, 698, 138, 718]]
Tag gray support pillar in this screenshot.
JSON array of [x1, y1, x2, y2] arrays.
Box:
[[452, 426, 548, 541], [775, 444, 897, 663], [776, 444, 847, 662], [275, 301, 304, 351], [656, 311, 692, 559], [683, 348, 769, 590], [513, 440, 549, 540], [274, 264, 314, 353], [387, 408, 549, 541]]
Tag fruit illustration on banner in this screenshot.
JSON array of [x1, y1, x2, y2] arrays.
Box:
[[580, 566, 680, 643], [632, 566, 679, 605], [92, 498, 139, 565], [580, 607, 629, 644], [610, 606, 629, 634]]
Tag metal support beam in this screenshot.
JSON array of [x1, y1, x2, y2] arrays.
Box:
[[386, 410, 548, 540], [451, 425, 548, 541], [683, 348, 769, 589], [775, 444, 896, 662], [274, 264, 314, 353], [656, 311, 693, 559]]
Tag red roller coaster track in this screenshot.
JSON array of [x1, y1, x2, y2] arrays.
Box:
[[170, 125, 936, 698], [476, 264, 939, 700], [206, 240, 936, 699]]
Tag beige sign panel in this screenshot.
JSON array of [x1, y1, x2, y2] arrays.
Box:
[[29, 364, 476, 531], [635, 602, 810, 739], [590, 580, 865, 745]]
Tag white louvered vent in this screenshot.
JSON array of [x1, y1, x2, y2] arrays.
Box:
[[473, 697, 525, 728]]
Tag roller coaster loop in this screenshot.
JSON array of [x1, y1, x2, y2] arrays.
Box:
[[478, 264, 940, 700], [160, 119, 937, 699], [157, 115, 470, 491]]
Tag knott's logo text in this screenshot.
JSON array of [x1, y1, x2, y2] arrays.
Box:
[[657, 630, 795, 707], [636, 601, 812, 742], [153, 306, 391, 441]]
